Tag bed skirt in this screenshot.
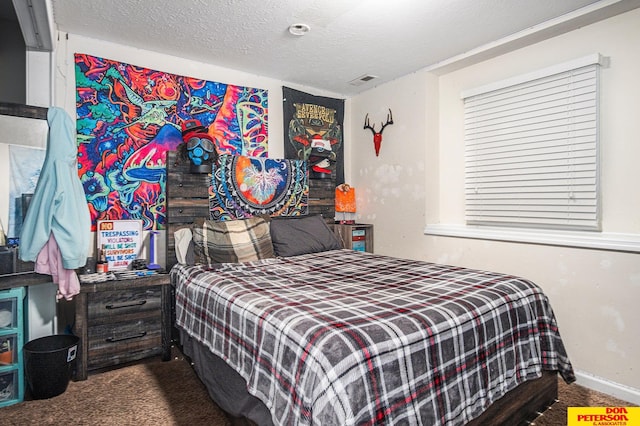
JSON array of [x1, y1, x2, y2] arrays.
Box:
[[180, 329, 274, 426]]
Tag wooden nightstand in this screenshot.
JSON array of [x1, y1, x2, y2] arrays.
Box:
[[333, 223, 374, 253], [73, 274, 172, 380]]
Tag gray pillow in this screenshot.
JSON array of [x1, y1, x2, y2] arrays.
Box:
[[269, 215, 342, 257]]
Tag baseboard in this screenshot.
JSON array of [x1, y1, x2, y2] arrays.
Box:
[[574, 370, 640, 405]]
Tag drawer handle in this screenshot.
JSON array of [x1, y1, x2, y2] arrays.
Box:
[[105, 331, 147, 343], [105, 300, 147, 310]]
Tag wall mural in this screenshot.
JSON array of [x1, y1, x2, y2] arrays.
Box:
[[74, 53, 268, 230]]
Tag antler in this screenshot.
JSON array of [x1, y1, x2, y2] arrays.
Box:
[[379, 109, 393, 134], [363, 109, 394, 135], [364, 113, 377, 134]]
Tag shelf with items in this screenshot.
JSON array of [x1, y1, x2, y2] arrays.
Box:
[[0, 286, 26, 407], [333, 223, 374, 253]]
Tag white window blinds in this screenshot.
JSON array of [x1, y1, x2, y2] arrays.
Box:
[[463, 55, 602, 231]]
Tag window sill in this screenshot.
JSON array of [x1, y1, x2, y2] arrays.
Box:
[[423, 224, 640, 253]]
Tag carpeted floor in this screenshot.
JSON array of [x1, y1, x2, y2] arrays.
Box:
[[1, 347, 635, 425], [532, 378, 634, 425], [2, 348, 231, 426]]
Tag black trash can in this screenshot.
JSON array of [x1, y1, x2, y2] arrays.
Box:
[[23, 334, 79, 399]]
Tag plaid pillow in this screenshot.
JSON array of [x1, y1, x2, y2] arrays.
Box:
[[192, 217, 275, 264]]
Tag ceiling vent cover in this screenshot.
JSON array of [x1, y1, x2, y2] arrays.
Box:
[[349, 74, 378, 86]]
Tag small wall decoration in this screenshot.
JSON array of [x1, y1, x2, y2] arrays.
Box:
[[364, 109, 394, 156], [179, 118, 219, 173]]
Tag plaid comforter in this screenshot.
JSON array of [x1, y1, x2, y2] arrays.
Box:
[[172, 249, 574, 426]]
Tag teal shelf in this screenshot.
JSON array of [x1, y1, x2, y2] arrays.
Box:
[[0, 287, 25, 407]]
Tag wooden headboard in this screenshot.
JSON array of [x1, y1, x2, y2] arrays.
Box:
[[165, 151, 336, 269]]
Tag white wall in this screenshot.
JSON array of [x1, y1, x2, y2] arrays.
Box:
[[351, 8, 640, 403], [348, 70, 433, 255]]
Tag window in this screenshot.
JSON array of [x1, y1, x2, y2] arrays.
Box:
[[462, 54, 602, 231]]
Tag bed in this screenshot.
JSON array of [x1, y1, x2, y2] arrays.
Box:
[[165, 151, 575, 425]]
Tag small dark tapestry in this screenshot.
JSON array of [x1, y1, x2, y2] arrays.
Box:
[[282, 87, 344, 183]]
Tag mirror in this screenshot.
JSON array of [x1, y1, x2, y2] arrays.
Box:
[[0, 103, 48, 276]]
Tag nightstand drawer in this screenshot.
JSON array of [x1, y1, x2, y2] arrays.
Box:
[[87, 286, 162, 321], [87, 316, 162, 369]]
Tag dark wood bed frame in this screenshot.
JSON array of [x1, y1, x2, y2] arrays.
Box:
[[164, 150, 558, 425]]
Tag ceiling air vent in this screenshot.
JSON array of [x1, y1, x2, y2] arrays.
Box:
[[349, 74, 378, 86]]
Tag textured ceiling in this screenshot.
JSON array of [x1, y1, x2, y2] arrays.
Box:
[[49, 0, 640, 96]]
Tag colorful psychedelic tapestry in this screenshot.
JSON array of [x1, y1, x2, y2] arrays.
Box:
[[74, 53, 268, 230], [282, 87, 344, 183], [209, 154, 308, 221]]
